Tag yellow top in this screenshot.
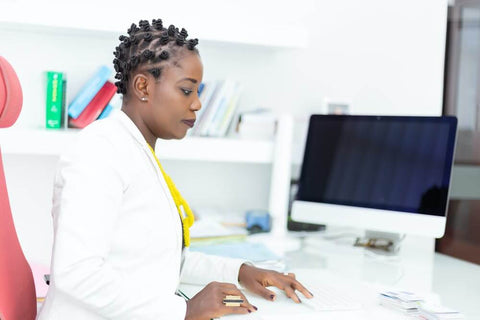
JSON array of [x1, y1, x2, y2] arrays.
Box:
[[147, 144, 194, 247]]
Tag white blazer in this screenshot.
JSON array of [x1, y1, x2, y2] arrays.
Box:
[[38, 111, 245, 320]]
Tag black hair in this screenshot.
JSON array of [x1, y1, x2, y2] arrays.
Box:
[[113, 19, 199, 94]]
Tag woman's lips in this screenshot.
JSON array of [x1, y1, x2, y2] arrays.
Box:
[[182, 119, 195, 128]]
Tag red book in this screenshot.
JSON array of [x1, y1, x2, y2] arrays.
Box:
[[69, 81, 116, 129]]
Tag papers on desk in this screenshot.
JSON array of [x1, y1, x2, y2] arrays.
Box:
[[417, 303, 465, 320], [189, 212, 284, 270], [378, 290, 464, 319], [379, 290, 424, 315], [190, 218, 247, 242]]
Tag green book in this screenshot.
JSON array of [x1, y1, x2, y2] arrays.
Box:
[[60, 78, 68, 128], [45, 71, 64, 129]]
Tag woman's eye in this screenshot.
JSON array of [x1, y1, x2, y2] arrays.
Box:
[[181, 88, 193, 96]]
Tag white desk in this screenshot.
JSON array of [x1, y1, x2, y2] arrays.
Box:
[[180, 233, 480, 319]]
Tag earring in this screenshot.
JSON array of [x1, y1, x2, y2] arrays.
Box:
[[141, 97, 148, 102]]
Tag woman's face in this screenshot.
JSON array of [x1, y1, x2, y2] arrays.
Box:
[[144, 52, 203, 140]]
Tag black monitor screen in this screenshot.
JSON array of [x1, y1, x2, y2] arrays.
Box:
[[297, 115, 457, 216]]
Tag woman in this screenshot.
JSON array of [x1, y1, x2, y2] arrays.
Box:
[[38, 19, 312, 320]]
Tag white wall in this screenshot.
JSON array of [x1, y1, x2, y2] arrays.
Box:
[[0, 0, 449, 265], [0, 0, 447, 128], [2, 155, 57, 266]]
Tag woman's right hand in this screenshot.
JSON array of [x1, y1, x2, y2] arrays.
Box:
[[185, 281, 257, 320]]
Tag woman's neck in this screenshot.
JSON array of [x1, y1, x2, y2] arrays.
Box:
[[121, 105, 157, 149]]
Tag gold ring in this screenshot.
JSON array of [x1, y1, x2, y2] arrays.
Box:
[[223, 295, 243, 307]]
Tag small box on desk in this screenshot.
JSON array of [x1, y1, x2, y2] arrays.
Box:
[[236, 110, 276, 139]]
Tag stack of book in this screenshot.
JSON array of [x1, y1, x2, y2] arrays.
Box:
[[68, 65, 116, 129], [190, 79, 242, 137], [378, 290, 424, 315], [45, 65, 117, 129]]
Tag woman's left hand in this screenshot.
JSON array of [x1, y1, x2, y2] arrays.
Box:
[[238, 264, 313, 303]]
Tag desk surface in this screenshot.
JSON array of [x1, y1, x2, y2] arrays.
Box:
[[181, 233, 480, 320]]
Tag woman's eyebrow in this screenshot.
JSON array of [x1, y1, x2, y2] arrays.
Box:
[[177, 77, 198, 84]]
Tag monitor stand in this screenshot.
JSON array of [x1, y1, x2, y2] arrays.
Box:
[[354, 230, 405, 255]]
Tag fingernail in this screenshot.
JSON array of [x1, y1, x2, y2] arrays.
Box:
[[253, 305, 258, 311], [248, 309, 251, 313], [270, 294, 275, 300], [299, 298, 302, 303], [309, 291, 314, 297]]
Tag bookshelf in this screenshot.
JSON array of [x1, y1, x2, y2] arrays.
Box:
[[0, 128, 274, 163], [0, 8, 301, 266]]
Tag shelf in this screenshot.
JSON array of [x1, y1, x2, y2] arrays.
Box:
[[0, 20, 308, 49], [0, 128, 274, 163], [159, 135, 274, 163]]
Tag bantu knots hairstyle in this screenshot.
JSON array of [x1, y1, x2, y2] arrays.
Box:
[[112, 19, 199, 94]]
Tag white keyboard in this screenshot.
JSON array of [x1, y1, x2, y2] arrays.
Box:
[[301, 284, 362, 311]]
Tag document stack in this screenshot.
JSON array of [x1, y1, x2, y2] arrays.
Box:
[[417, 303, 464, 320], [378, 290, 424, 315]]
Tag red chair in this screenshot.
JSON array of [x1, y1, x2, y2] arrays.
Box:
[[0, 56, 37, 320]]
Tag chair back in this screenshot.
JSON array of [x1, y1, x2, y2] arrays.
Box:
[[0, 56, 37, 320], [0, 56, 22, 128]]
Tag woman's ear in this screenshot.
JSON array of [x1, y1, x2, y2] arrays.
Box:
[[132, 73, 150, 102]]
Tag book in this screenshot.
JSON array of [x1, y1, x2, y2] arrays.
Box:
[[69, 81, 116, 129], [68, 65, 112, 119], [197, 82, 205, 96], [189, 82, 216, 136], [45, 71, 64, 129], [197, 81, 227, 136], [97, 104, 113, 120], [213, 83, 242, 137], [191, 81, 219, 136], [198, 80, 237, 136], [206, 80, 236, 137], [60, 78, 68, 128]]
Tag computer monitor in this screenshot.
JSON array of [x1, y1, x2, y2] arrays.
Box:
[[291, 115, 457, 239]]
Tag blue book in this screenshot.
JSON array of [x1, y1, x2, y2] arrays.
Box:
[[68, 65, 112, 119], [198, 82, 205, 96], [97, 104, 113, 119]]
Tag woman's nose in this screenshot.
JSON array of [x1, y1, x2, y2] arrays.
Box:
[[191, 97, 201, 111]]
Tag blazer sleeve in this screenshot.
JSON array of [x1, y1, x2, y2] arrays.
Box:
[[180, 249, 247, 286], [51, 131, 187, 320]]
